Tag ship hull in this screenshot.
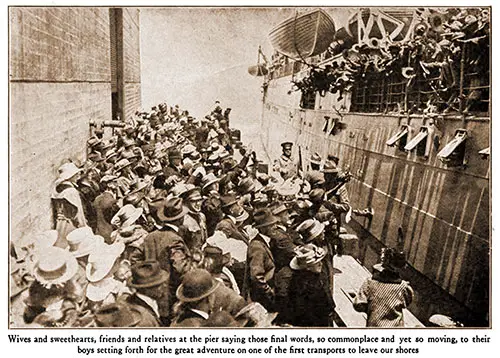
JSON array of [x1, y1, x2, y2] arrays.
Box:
[[260, 76, 490, 326]]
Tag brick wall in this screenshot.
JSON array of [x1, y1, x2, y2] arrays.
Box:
[[10, 7, 111, 82], [10, 83, 112, 242], [122, 8, 141, 120], [9, 7, 118, 243]]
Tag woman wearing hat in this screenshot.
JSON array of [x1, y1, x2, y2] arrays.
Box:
[[51, 162, 88, 248], [84, 242, 126, 312], [282, 243, 335, 327], [110, 204, 148, 265], [353, 247, 414, 327], [23, 247, 84, 326]]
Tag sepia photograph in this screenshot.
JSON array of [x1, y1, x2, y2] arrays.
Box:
[[8, 5, 490, 329]]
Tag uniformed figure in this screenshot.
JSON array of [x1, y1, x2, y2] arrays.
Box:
[[273, 142, 299, 180]]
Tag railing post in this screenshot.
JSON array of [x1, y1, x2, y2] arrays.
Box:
[[459, 43, 466, 113]]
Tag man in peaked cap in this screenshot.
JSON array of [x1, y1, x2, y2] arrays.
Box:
[[180, 186, 208, 251], [163, 149, 183, 186], [273, 141, 299, 181]]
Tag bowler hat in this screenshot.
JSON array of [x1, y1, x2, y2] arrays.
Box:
[[128, 261, 169, 289], [176, 268, 219, 302], [253, 208, 279, 228], [157, 197, 188, 222]]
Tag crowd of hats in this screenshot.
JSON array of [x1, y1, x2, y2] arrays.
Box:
[[290, 8, 489, 114], [11, 99, 359, 328]]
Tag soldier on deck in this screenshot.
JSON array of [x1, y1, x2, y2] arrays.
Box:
[[273, 142, 299, 181]]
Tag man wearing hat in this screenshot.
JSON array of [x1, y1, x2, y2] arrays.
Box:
[[273, 142, 299, 181], [173, 268, 246, 327], [93, 175, 120, 243], [268, 202, 298, 272], [243, 208, 277, 312], [181, 186, 208, 250], [172, 268, 220, 327], [215, 193, 250, 245], [142, 198, 192, 308], [126, 261, 170, 326], [284, 243, 335, 327], [200, 173, 224, 236], [163, 149, 183, 186], [321, 159, 352, 255]]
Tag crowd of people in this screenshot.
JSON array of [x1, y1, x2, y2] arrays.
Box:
[[10, 100, 414, 328], [290, 8, 489, 114]]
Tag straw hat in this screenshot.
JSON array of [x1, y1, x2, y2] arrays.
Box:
[[111, 204, 143, 228], [290, 243, 327, 270], [16, 229, 58, 252], [310, 152, 322, 166], [296, 219, 325, 243], [114, 158, 133, 172], [66, 227, 104, 258], [33, 247, 78, 287], [86, 242, 125, 282], [56, 162, 81, 183]]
